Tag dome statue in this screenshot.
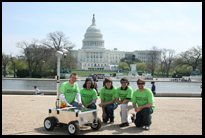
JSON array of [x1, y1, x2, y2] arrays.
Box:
[[82, 14, 105, 49]]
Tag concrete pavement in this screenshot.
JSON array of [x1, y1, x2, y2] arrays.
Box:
[[2, 95, 202, 135]]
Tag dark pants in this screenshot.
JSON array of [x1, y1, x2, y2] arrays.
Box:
[[87, 103, 97, 109], [134, 107, 153, 127], [103, 103, 118, 123], [87, 103, 97, 119]]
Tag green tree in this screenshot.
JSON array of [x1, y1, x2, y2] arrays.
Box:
[[172, 64, 192, 78], [174, 45, 202, 72], [136, 62, 148, 72], [2, 52, 10, 77], [120, 55, 141, 65], [61, 50, 78, 70], [117, 62, 130, 70], [8, 58, 28, 74]]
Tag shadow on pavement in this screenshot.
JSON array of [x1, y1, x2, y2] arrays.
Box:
[[34, 127, 68, 135], [34, 123, 144, 135], [80, 123, 144, 135]]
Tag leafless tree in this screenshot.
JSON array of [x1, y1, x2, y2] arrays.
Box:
[[161, 48, 176, 77], [41, 31, 76, 73], [42, 31, 75, 51], [16, 39, 39, 77], [146, 46, 161, 76], [32, 46, 52, 73], [17, 39, 54, 77]]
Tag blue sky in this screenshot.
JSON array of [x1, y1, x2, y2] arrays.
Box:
[[2, 2, 202, 56]]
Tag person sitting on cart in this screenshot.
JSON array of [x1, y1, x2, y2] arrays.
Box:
[[60, 73, 83, 107], [80, 78, 98, 109]]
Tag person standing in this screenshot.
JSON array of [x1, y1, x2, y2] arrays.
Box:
[[116, 77, 133, 127], [132, 78, 155, 130], [59, 73, 83, 107], [80, 78, 98, 109], [98, 78, 118, 123], [151, 81, 156, 97]]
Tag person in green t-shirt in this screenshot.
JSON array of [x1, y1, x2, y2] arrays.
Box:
[[59, 73, 83, 107], [80, 78, 98, 109], [131, 78, 155, 130], [116, 77, 134, 127], [98, 78, 118, 123]]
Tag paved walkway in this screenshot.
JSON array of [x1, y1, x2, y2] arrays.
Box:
[[2, 95, 202, 135]]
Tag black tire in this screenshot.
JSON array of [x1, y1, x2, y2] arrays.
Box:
[[67, 121, 80, 135], [91, 117, 102, 130], [44, 117, 56, 131]]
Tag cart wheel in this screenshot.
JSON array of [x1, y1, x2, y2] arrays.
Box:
[[67, 121, 80, 135], [44, 117, 56, 131], [91, 117, 102, 130]]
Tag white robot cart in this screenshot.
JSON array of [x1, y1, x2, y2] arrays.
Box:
[[44, 50, 101, 135], [44, 107, 101, 135]]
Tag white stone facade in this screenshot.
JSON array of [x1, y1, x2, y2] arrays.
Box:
[[71, 15, 161, 70], [133, 50, 161, 65]]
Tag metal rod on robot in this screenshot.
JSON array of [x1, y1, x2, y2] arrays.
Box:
[[55, 49, 67, 109], [56, 57, 60, 109]]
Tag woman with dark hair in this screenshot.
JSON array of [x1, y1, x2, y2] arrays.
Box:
[[80, 78, 98, 109], [98, 77, 118, 123]]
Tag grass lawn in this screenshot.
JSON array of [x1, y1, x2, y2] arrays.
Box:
[[3, 70, 173, 78], [72, 70, 118, 77], [72, 71, 171, 77]]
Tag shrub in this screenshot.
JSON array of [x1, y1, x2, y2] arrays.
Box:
[[16, 69, 29, 78]]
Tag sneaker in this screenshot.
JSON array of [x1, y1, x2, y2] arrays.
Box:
[[145, 125, 149, 130], [119, 122, 129, 127], [131, 113, 136, 122], [109, 121, 114, 124]]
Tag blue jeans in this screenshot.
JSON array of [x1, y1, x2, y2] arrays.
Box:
[[134, 107, 153, 127], [103, 103, 118, 123], [70, 101, 81, 107]]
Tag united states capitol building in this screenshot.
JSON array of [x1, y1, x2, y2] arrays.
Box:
[[71, 15, 161, 70]]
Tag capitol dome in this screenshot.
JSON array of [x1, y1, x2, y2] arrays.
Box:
[[82, 14, 105, 49], [86, 25, 101, 33]]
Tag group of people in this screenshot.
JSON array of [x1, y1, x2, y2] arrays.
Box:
[[171, 78, 192, 82], [59, 73, 155, 130]]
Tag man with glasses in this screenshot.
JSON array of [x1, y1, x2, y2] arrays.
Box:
[[131, 78, 155, 130], [116, 77, 134, 127]]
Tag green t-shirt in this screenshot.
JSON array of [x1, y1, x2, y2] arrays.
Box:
[[99, 86, 116, 107], [115, 86, 133, 102], [60, 81, 80, 104], [132, 87, 155, 112], [80, 88, 98, 106]]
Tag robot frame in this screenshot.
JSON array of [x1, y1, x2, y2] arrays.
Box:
[[44, 49, 102, 135]]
